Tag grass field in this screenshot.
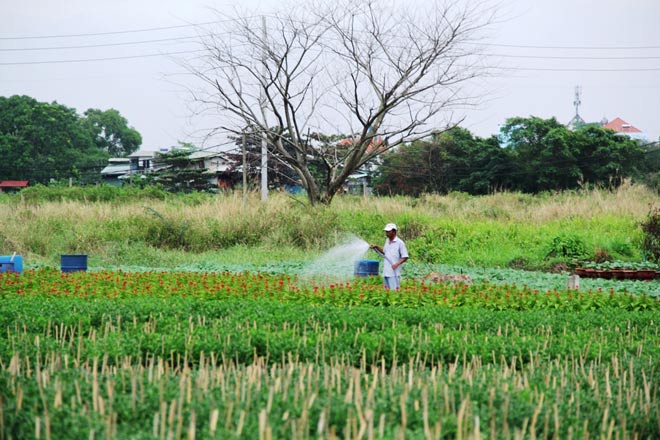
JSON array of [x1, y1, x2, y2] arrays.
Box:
[[0, 182, 655, 270]]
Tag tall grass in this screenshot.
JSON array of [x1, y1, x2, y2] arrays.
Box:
[[0, 182, 656, 269]]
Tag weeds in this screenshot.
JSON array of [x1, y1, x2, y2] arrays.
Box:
[[0, 184, 655, 269]]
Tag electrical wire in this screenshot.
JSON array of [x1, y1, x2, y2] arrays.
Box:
[[0, 20, 233, 40], [2, 14, 660, 71], [0, 49, 206, 66], [0, 35, 201, 51]]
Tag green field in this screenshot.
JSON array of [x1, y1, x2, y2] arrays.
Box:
[[1, 184, 659, 439]]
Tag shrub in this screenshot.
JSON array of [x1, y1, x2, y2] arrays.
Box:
[[546, 234, 589, 260], [641, 207, 660, 263]]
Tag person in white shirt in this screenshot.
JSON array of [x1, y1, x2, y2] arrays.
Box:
[[370, 223, 409, 290]]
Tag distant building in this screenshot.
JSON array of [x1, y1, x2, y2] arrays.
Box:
[[564, 86, 648, 142], [100, 158, 130, 186], [0, 180, 28, 193], [186, 150, 236, 189], [336, 135, 387, 196], [127, 149, 169, 175], [600, 117, 648, 142], [99, 147, 238, 189]]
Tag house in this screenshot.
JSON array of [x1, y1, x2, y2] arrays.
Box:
[[0, 180, 29, 193], [127, 149, 170, 175], [100, 158, 130, 186], [601, 117, 648, 142], [187, 150, 237, 189], [101, 147, 171, 184], [100, 147, 239, 189]]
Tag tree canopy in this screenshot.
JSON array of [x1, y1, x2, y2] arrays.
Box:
[[79, 108, 142, 157], [0, 95, 142, 184], [374, 117, 649, 196]]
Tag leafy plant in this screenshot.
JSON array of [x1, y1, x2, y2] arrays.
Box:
[[641, 206, 660, 263], [546, 233, 589, 260]]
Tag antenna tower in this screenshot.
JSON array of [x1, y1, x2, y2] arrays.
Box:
[[573, 86, 582, 118]]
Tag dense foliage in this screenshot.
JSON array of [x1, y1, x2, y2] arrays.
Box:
[[373, 127, 509, 196], [78, 108, 142, 157], [2, 94, 653, 197], [641, 206, 660, 263], [374, 118, 649, 196], [0, 95, 141, 184]]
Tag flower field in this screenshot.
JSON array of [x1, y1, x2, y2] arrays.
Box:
[[1, 269, 659, 439]]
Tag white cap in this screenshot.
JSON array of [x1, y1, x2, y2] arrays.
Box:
[[384, 223, 397, 231]]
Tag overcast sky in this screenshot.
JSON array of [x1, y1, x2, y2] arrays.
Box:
[[2, 0, 659, 152]]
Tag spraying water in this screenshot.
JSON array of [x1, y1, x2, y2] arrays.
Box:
[[301, 233, 372, 283]]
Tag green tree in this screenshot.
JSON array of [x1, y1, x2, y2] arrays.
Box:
[[500, 116, 644, 192], [0, 95, 107, 184], [153, 148, 213, 192], [79, 108, 142, 157], [571, 125, 646, 187], [499, 116, 580, 192], [373, 127, 511, 196]]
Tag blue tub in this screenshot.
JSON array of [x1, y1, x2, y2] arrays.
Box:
[[61, 254, 88, 273], [354, 259, 379, 278], [0, 255, 23, 274]]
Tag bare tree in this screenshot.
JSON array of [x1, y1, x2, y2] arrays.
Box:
[[187, 0, 495, 205]]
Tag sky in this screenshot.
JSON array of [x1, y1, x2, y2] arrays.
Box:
[[2, 0, 659, 152]]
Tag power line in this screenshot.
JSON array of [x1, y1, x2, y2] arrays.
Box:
[[2, 13, 658, 52], [3, 48, 660, 71], [0, 35, 201, 51], [510, 66, 660, 72], [479, 42, 660, 50], [492, 53, 660, 61], [2, 14, 659, 70], [0, 49, 205, 66], [0, 20, 225, 40], [5, 37, 660, 63]]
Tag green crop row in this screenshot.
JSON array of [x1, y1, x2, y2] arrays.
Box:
[[2, 295, 659, 366], [1, 269, 660, 438], [2, 350, 658, 439], [1, 294, 659, 439]]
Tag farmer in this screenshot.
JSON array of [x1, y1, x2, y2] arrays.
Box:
[[370, 223, 409, 290]]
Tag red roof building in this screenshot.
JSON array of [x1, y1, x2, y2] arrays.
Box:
[[337, 136, 386, 154], [600, 117, 648, 142], [602, 117, 642, 134], [0, 180, 29, 192]]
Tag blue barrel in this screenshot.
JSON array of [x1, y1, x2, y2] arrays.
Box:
[[0, 255, 23, 274], [354, 259, 379, 278], [61, 254, 88, 273]]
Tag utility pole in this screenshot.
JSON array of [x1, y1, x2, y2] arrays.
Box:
[[260, 15, 268, 202], [242, 131, 247, 208]]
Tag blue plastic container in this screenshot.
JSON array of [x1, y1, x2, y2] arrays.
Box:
[[61, 254, 88, 273], [0, 255, 23, 274], [354, 259, 379, 278]]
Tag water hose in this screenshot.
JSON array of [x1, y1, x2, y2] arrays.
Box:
[[371, 246, 394, 266]]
